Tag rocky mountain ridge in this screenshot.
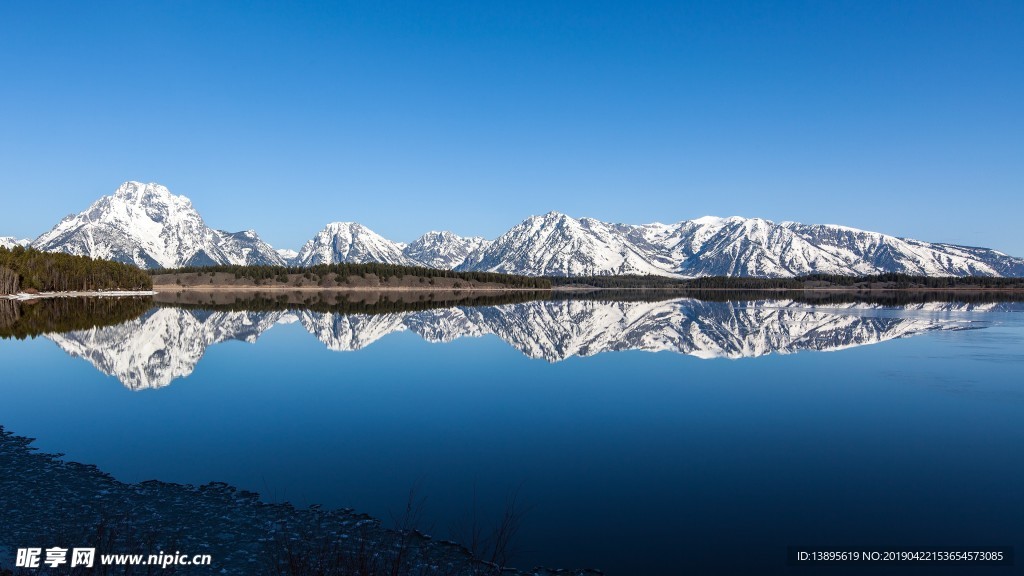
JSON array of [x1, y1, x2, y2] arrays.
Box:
[[15, 181, 1024, 277]]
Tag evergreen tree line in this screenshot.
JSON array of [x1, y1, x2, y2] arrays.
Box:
[[559, 289, 1024, 305], [150, 262, 552, 288], [158, 290, 552, 316], [550, 273, 1024, 290], [0, 246, 153, 294], [156, 286, 1023, 315]]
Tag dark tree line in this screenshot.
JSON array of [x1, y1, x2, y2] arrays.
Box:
[[555, 288, 1024, 306], [150, 262, 552, 289], [0, 246, 152, 294], [159, 290, 552, 316], [157, 286, 1024, 316], [792, 272, 1024, 289], [550, 273, 1024, 290], [0, 297, 153, 340], [552, 275, 709, 289]]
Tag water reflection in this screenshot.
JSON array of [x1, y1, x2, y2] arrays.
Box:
[[4, 293, 1010, 390], [0, 297, 151, 339]]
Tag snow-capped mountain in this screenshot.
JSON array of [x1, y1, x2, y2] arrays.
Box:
[[458, 213, 1024, 278], [779, 222, 1024, 277], [644, 216, 857, 277], [458, 212, 678, 276], [0, 237, 31, 250], [275, 248, 299, 265], [42, 298, 999, 389], [16, 181, 1024, 277], [32, 182, 285, 269], [295, 222, 416, 267], [402, 231, 491, 269]]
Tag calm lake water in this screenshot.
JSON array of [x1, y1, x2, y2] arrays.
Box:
[[2, 293, 1022, 575]]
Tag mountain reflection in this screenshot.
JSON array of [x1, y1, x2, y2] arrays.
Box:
[[21, 295, 1009, 390]]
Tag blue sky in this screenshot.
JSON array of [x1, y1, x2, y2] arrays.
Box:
[[1, 1, 1021, 254]]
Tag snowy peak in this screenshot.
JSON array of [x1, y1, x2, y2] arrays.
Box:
[[296, 222, 415, 266], [275, 248, 299, 265], [403, 231, 491, 269], [111, 180, 180, 207], [31, 181, 284, 269], [453, 213, 1024, 278], [457, 212, 678, 277], [654, 216, 855, 277], [212, 229, 286, 268], [0, 237, 31, 250], [15, 182, 1024, 277], [779, 221, 1024, 277]]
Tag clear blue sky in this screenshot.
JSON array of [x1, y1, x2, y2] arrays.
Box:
[[1, 1, 1021, 254]]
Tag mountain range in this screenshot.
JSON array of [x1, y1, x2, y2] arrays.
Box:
[[0, 237, 30, 250], [45, 299, 996, 390], [7, 181, 1024, 277]]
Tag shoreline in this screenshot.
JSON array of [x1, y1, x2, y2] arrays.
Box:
[[153, 284, 548, 292], [0, 425, 599, 576], [156, 284, 1024, 293], [2, 290, 157, 300], [551, 286, 1024, 292], [4, 286, 1024, 298], [4, 285, 1024, 300]]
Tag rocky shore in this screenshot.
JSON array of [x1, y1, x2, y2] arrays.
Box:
[[0, 427, 601, 576]]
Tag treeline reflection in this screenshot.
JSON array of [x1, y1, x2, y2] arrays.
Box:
[[0, 297, 152, 340], [2, 288, 1021, 341]]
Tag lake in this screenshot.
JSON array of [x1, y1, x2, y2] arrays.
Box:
[[1, 291, 1022, 575]]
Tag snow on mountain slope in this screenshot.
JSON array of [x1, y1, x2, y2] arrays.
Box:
[[214, 229, 286, 267], [403, 231, 491, 269], [0, 237, 31, 250], [31, 182, 284, 269], [456, 212, 1024, 278], [780, 222, 1024, 277], [295, 222, 416, 266], [457, 211, 679, 277], [19, 182, 1024, 277], [275, 248, 299, 265], [654, 217, 856, 277]]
